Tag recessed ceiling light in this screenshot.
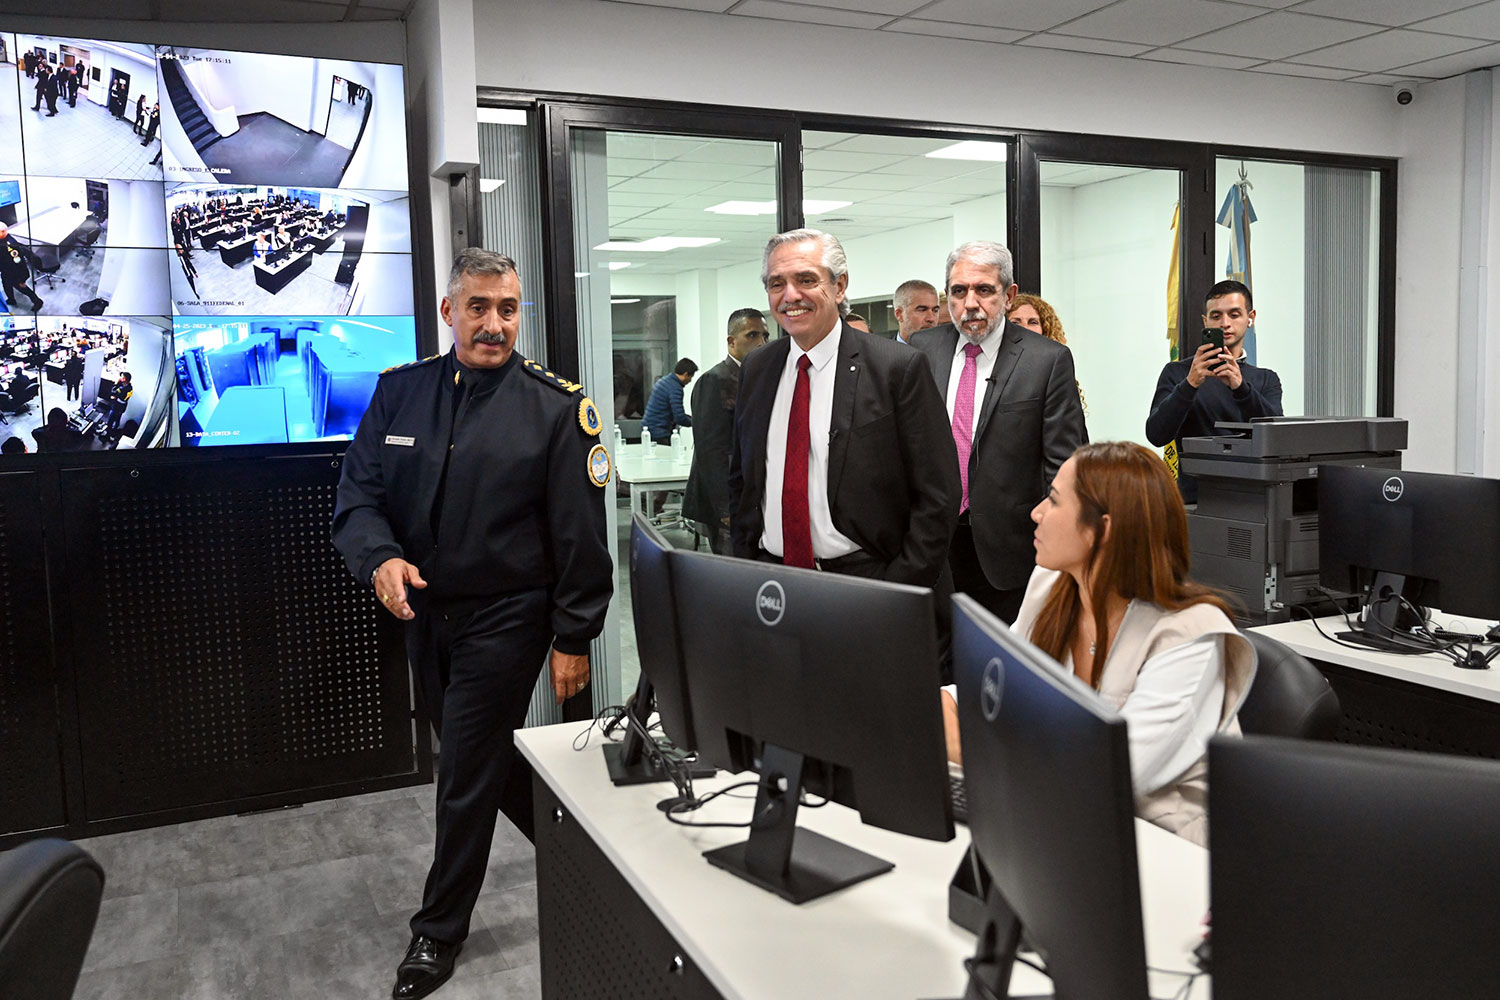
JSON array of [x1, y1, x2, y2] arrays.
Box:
[[480, 178, 505, 194], [593, 237, 722, 252], [574, 272, 591, 278], [477, 108, 528, 126], [704, 199, 852, 216], [607, 262, 631, 270], [926, 141, 1008, 162], [611, 298, 641, 304]]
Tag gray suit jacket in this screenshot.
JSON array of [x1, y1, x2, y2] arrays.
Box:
[[910, 321, 1088, 591]]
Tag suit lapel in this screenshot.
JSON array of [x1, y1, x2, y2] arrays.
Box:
[[974, 322, 1024, 446], [828, 323, 858, 501]]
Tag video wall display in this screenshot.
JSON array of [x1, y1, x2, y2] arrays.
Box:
[[0, 31, 416, 455]]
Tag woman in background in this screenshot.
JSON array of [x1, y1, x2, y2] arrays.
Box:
[[943, 441, 1256, 846], [1009, 293, 1086, 413]]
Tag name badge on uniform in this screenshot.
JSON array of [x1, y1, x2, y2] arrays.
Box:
[[385, 434, 415, 447]]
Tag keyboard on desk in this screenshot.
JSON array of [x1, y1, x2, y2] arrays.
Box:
[[949, 763, 968, 824]]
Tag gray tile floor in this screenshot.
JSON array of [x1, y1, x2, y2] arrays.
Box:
[[73, 782, 541, 1000], [11, 77, 163, 182]]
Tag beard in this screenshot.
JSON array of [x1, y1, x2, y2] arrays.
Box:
[[955, 309, 1000, 343]]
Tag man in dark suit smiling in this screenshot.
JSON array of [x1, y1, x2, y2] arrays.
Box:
[[911, 241, 1087, 622], [728, 229, 958, 589]]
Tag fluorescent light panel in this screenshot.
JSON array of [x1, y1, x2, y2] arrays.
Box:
[[592, 236, 721, 252], [479, 178, 505, 193], [477, 107, 528, 126], [704, 199, 852, 215], [925, 141, 1008, 162], [611, 298, 641, 304]]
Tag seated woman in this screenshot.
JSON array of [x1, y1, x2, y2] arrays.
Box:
[[943, 441, 1255, 846]]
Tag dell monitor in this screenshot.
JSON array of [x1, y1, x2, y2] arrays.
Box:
[[1319, 465, 1500, 649], [952, 594, 1150, 1000], [1211, 735, 1500, 999], [602, 514, 714, 786], [670, 549, 953, 904]]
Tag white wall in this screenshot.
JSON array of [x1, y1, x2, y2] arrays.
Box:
[[334, 62, 410, 191], [467, 0, 1477, 473]]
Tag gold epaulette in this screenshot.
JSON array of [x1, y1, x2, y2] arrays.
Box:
[[380, 354, 442, 376]]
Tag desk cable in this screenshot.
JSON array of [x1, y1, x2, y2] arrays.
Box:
[[1296, 591, 1488, 669]]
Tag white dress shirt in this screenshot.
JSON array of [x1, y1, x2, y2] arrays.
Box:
[[760, 324, 859, 560], [944, 328, 1003, 441]]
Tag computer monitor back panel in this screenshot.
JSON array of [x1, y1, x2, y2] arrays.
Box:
[[1318, 465, 1500, 621], [670, 549, 950, 842], [1211, 736, 1500, 999], [953, 595, 1149, 1000], [627, 514, 694, 750]]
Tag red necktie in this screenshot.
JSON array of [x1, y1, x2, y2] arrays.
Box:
[[952, 342, 982, 512], [782, 354, 814, 569]]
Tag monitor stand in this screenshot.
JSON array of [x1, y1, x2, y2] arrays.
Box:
[[701, 742, 892, 904], [602, 676, 716, 786], [1337, 571, 1429, 653]]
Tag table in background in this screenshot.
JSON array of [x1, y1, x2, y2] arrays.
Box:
[[253, 250, 313, 295], [1250, 613, 1500, 758], [518, 722, 1209, 1000], [614, 441, 693, 519]]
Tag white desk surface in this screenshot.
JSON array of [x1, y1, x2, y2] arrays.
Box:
[[517, 722, 1209, 1000], [615, 443, 694, 486], [1251, 613, 1500, 704], [12, 206, 88, 247]]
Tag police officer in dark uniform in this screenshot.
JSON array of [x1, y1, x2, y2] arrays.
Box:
[[332, 248, 612, 1000]]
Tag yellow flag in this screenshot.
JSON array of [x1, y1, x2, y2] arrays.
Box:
[[1164, 203, 1181, 480]]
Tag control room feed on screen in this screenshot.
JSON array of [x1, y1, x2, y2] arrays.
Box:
[[0, 34, 417, 456]]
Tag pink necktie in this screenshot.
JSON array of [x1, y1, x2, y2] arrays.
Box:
[[952, 342, 982, 512]]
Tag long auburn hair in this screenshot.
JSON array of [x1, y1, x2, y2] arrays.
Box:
[[1030, 441, 1231, 688], [1009, 293, 1087, 413]]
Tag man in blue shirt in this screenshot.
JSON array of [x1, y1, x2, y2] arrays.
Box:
[[642, 357, 698, 444], [1145, 279, 1283, 503]]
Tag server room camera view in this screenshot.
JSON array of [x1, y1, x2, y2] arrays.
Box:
[[0, 31, 416, 457]]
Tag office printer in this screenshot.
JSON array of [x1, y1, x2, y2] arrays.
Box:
[[1182, 416, 1407, 624]]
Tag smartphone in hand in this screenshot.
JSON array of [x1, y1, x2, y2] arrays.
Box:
[[1200, 327, 1225, 353]]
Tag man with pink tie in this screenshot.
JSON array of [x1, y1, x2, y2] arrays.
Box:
[[910, 241, 1087, 623]]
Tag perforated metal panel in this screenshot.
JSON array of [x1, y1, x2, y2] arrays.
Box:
[[61, 457, 414, 820], [0, 471, 66, 834], [535, 779, 721, 1000], [1319, 662, 1500, 760]]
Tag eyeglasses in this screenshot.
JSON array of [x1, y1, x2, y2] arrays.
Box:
[[948, 283, 1000, 299]]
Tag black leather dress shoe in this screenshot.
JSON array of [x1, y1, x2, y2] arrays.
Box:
[[392, 934, 462, 1000]]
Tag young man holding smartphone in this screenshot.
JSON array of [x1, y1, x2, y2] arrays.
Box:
[[1145, 279, 1284, 503]]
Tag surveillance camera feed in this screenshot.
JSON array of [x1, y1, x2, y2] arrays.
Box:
[[0, 33, 416, 455]]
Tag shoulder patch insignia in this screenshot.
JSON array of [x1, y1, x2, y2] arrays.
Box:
[[587, 443, 612, 488], [381, 354, 441, 376], [521, 358, 584, 395], [577, 397, 602, 436]]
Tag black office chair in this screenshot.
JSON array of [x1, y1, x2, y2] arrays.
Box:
[[30, 243, 65, 290], [0, 838, 106, 1000], [74, 216, 103, 261], [1237, 631, 1342, 740]]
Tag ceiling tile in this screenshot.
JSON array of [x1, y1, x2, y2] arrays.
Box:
[[1188, 11, 1381, 59], [1018, 33, 1155, 56], [1287, 0, 1482, 27], [674, 141, 778, 166], [604, 0, 738, 12], [729, 0, 892, 28], [640, 160, 762, 182], [818, 172, 925, 192], [758, 0, 928, 14], [1346, 72, 1421, 83], [1142, 48, 1264, 68], [908, 0, 1114, 31], [816, 132, 965, 155], [880, 18, 1027, 42], [1388, 41, 1500, 77], [1286, 28, 1484, 71], [804, 149, 908, 172], [1248, 61, 1362, 79], [1410, 1, 1500, 42], [1056, 0, 1266, 46]]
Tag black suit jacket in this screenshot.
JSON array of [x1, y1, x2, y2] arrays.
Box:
[[682, 355, 739, 528], [910, 321, 1088, 591], [727, 322, 960, 587]]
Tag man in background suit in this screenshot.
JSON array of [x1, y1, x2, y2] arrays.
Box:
[[683, 307, 768, 554], [911, 241, 1087, 623], [728, 228, 959, 592]]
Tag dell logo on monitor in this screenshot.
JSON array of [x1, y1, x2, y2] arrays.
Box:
[[755, 580, 786, 626], [980, 657, 1004, 721], [1383, 476, 1405, 502]]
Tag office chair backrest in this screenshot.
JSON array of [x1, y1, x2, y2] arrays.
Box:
[[1237, 631, 1342, 740], [0, 838, 106, 1000], [32, 243, 60, 273]]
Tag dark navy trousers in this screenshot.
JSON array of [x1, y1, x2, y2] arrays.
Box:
[[405, 588, 552, 944]]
